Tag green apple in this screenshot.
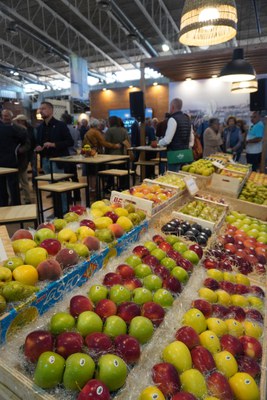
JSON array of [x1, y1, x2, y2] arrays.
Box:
[[124, 255, 142, 267], [143, 275, 162, 291], [223, 272, 236, 283], [109, 285, 131, 304], [66, 242, 89, 257], [165, 235, 180, 245], [88, 284, 108, 304], [63, 211, 80, 222], [34, 351, 65, 389], [63, 353, 95, 390], [96, 354, 127, 391], [162, 341, 192, 373], [180, 369, 208, 398], [226, 215, 236, 224], [231, 294, 249, 307], [153, 288, 174, 307], [54, 218, 67, 231], [12, 238, 37, 253], [206, 269, 224, 282], [50, 312, 75, 335], [206, 318, 228, 337], [182, 308, 207, 334], [103, 315, 127, 338], [0, 266, 12, 282], [34, 228, 56, 245], [171, 266, 189, 283], [128, 212, 141, 225], [173, 242, 188, 253], [199, 330, 221, 354], [129, 316, 154, 344], [132, 287, 153, 304], [183, 250, 199, 265], [161, 257, 177, 271], [95, 228, 114, 243], [247, 229, 259, 238], [150, 248, 166, 261], [143, 241, 157, 252], [3, 256, 24, 271], [198, 287, 218, 303], [248, 296, 264, 311], [25, 247, 48, 267], [77, 311, 103, 337], [235, 273, 250, 286], [213, 350, 238, 379], [258, 234, 267, 244], [225, 319, 244, 337], [134, 263, 152, 278]]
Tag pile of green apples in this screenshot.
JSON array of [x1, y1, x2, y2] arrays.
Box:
[[21, 232, 201, 398], [182, 160, 215, 176], [180, 200, 224, 223], [239, 181, 267, 205], [138, 269, 264, 400], [155, 174, 186, 190]]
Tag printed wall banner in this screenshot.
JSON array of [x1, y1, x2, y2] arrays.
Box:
[[70, 55, 89, 100]]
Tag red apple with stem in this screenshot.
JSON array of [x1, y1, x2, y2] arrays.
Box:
[[175, 326, 200, 349], [70, 295, 94, 318], [102, 272, 123, 287], [95, 299, 117, 319], [24, 330, 53, 363], [141, 301, 165, 326], [55, 331, 84, 358], [116, 264, 135, 279], [152, 362, 181, 396], [117, 301, 141, 323]]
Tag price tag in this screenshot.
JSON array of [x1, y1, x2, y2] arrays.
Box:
[[183, 177, 199, 196], [212, 161, 224, 169], [0, 239, 8, 262]]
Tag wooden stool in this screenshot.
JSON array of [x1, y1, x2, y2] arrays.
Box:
[[97, 168, 135, 197], [0, 204, 38, 228], [38, 182, 87, 221]]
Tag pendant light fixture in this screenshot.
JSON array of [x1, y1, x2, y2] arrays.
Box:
[[231, 80, 258, 93], [219, 48, 256, 82], [179, 0, 237, 46]]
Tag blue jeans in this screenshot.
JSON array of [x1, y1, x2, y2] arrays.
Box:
[[42, 158, 68, 215], [167, 163, 181, 172]]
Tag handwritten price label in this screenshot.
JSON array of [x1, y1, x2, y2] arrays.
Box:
[[183, 177, 199, 196], [212, 161, 224, 169]]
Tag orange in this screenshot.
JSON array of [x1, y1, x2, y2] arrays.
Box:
[[13, 264, 38, 285]]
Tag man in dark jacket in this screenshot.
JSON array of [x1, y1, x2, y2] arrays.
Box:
[[0, 109, 27, 206]]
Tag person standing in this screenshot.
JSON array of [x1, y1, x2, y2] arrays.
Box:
[[222, 116, 243, 161], [0, 109, 27, 206], [158, 98, 192, 172], [246, 111, 264, 172], [35, 101, 74, 213], [12, 114, 35, 204], [203, 118, 223, 157]]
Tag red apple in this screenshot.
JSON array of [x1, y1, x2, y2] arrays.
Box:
[[239, 336, 262, 360], [153, 264, 170, 280], [237, 355, 261, 378], [55, 331, 83, 358], [77, 379, 110, 400], [70, 295, 94, 317], [249, 285, 265, 298], [189, 243, 203, 259], [224, 234, 235, 244], [152, 362, 181, 396], [158, 241, 172, 252], [85, 332, 113, 359], [80, 219, 96, 230], [39, 238, 61, 256], [218, 259, 233, 272], [114, 334, 141, 364], [255, 263, 266, 274], [117, 301, 141, 323], [206, 371, 234, 400], [36, 221, 55, 232], [69, 204, 86, 215], [212, 303, 229, 318], [224, 243, 237, 254], [11, 229, 33, 241], [167, 249, 183, 264], [192, 299, 213, 318], [152, 234, 165, 244], [142, 254, 160, 267], [178, 258, 194, 273], [123, 277, 142, 291], [163, 276, 182, 293], [220, 334, 244, 357], [235, 283, 250, 295], [141, 301, 165, 326], [95, 299, 117, 319], [175, 326, 200, 349], [204, 277, 220, 290], [226, 305, 246, 322], [102, 272, 123, 287], [116, 264, 135, 279], [132, 245, 150, 258], [203, 257, 219, 270], [171, 392, 197, 400], [245, 309, 264, 323], [24, 330, 53, 363], [219, 280, 236, 294], [191, 345, 216, 374], [104, 211, 119, 223]]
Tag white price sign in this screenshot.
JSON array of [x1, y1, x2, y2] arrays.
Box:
[[212, 161, 224, 169], [183, 177, 199, 196]]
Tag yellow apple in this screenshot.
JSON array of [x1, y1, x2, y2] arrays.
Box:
[[225, 319, 244, 338], [198, 287, 217, 303], [76, 226, 95, 240], [213, 350, 238, 378], [216, 290, 232, 306], [206, 318, 228, 337], [199, 330, 221, 354], [57, 228, 77, 243]]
